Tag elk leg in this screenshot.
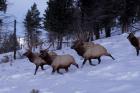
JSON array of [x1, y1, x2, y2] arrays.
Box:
[[57, 68, 63, 75], [51, 67, 56, 74], [81, 59, 87, 68], [73, 63, 79, 68], [136, 48, 139, 56], [97, 57, 101, 64], [40, 65, 45, 70], [34, 65, 39, 75], [106, 53, 115, 60], [65, 67, 69, 72], [89, 59, 96, 66]]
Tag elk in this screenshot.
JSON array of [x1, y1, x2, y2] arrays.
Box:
[[40, 50, 79, 74], [71, 40, 115, 67], [23, 50, 47, 75], [127, 32, 140, 56]]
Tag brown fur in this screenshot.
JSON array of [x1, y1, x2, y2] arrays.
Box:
[[48, 51, 57, 60], [23, 50, 47, 75], [127, 32, 140, 56], [71, 40, 115, 67], [71, 40, 86, 57], [83, 41, 95, 48], [40, 50, 79, 74], [39, 50, 54, 65], [51, 54, 79, 74]]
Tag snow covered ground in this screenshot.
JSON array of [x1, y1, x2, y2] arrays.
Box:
[[0, 32, 140, 93]]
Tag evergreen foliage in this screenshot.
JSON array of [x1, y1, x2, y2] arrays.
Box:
[[43, 0, 140, 49], [24, 3, 41, 50], [44, 0, 74, 49], [0, 0, 7, 12]]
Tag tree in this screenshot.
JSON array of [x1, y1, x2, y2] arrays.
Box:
[[0, 0, 7, 13], [24, 3, 41, 50], [99, 0, 116, 37], [44, 0, 74, 49], [79, 0, 114, 39], [117, 0, 139, 33], [0, 33, 20, 54], [79, 0, 98, 40]]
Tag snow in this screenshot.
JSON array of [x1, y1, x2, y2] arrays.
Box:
[[1, 0, 140, 93], [1, 32, 140, 93]]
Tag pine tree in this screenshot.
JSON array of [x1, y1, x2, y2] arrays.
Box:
[[117, 0, 139, 33], [24, 3, 41, 50], [99, 0, 116, 37], [79, 0, 96, 40], [44, 0, 74, 49], [79, 0, 106, 40], [24, 3, 41, 29], [0, 0, 6, 5], [0, 0, 7, 12]]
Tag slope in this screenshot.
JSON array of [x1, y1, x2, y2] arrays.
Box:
[[0, 33, 140, 93]]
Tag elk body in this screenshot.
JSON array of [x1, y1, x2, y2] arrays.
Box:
[[127, 32, 140, 56], [71, 40, 115, 67], [51, 54, 79, 74], [40, 50, 79, 74], [23, 50, 47, 75], [39, 49, 57, 65]]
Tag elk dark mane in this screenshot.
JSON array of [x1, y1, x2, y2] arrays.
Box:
[[40, 50, 53, 65], [127, 32, 140, 56], [23, 50, 46, 75], [23, 51, 35, 62], [127, 33, 139, 48], [71, 40, 86, 57], [71, 40, 115, 67]]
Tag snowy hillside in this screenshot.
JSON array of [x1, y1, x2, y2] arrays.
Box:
[[0, 33, 140, 93]]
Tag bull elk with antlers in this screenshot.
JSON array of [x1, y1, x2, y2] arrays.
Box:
[[23, 43, 53, 75], [71, 40, 115, 67], [23, 50, 47, 75]]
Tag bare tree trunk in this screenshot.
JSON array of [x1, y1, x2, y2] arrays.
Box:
[[95, 31, 100, 40], [57, 35, 63, 50], [59, 37, 63, 49], [13, 20, 17, 60], [88, 31, 94, 41], [57, 38, 60, 50], [122, 22, 128, 33], [94, 26, 100, 40], [66, 35, 69, 47], [105, 25, 111, 37]]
